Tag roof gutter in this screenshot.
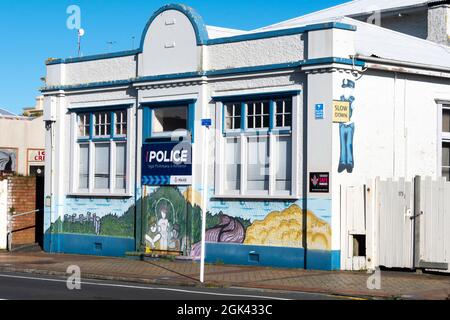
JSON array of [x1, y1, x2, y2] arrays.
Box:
[[353, 54, 450, 74]]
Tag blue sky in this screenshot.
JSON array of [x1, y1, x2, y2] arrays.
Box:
[[0, 0, 347, 114]]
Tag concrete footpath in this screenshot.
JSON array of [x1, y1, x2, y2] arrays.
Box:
[[0, 251, 449, 300]]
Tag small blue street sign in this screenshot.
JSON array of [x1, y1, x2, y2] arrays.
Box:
[[315, 104, 324, 120], [201, 118, 212, 127]]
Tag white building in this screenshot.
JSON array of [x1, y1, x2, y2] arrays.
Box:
[[0, 105, 45, 176], [40, 3, 450, 270]]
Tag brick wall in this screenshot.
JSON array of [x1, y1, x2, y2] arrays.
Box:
[[7, 176, 37, 246]]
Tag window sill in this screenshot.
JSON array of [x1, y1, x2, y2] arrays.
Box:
[[67, 193, 133, 199], [212, 194, 300, 201]]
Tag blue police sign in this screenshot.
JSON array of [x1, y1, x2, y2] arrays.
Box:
[[142, 141, 192, 186]]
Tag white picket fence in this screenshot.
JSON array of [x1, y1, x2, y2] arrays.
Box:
[[0, 180, 7, 250], [341, 177, 450, 273], [420, 178, 450, 272]]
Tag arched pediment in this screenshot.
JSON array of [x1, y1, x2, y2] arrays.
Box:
[[138, 4, 209, 77]]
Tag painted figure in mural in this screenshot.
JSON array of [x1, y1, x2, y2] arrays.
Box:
[[93, 214, 101, 235], [145, 223, 161, 249], [169, 224, 181, 251], [338, 79, 356, 173], [157, 204, 170, 250]]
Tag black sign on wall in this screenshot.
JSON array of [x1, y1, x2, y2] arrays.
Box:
[[310, 172, 330, 193]]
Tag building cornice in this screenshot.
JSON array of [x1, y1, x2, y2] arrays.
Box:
[[41, 57, 365, 93]]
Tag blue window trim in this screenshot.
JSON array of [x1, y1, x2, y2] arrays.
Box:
[[73, 106, 130, 143], [220, 92, 299, 135], [142, 99, 196, 144]]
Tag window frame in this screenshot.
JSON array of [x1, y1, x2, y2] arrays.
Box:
[[215, 92, 301, 199], [440, 103, 450, 181], [142, 100, 196, 143], [71, 106, 132, 196]]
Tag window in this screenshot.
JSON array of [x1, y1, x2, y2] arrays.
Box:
[[275, 99, 292, 128], [442, 105, 450, 181], [78, 113, 90, 138], [75, 108, 129, 194], [94, 112, 111, 137], [152, 106, 188, 135], [143, 101, 196, 142], [247, 101, 270, 130], [225, 103, 242, 131], [220, 96, 295, 197], [115, 110, 127, 136]]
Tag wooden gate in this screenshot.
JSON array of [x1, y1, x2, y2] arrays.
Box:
[[341, 177, 449, 273]]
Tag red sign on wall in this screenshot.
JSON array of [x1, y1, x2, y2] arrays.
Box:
[[28, 149, 45, 163]]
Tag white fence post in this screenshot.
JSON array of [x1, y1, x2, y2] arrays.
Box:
[[0, 180, 7, 250]]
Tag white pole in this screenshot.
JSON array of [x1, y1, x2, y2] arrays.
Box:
[[200, 89, 209, 284]]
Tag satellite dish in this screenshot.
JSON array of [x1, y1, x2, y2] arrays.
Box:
[[78, 28, 85, 37]]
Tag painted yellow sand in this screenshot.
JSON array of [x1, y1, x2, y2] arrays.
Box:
[[183, 187, 204, 210], [244, 204, 332, 250]]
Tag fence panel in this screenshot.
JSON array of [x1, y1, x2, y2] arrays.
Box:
[[340, 185, 367, 271], [420, 177, 450, 272], [376, 178, 414, 269]]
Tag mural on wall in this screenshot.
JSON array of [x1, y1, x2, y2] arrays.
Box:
[[49, 198, 135, 238], [188, 187, 332, 259], [0, 148, 17, 172], [338, 79, 356, 173], [143, 186, 202, 254], [244, 205, 331, 250], [142, 186, 333, 258]]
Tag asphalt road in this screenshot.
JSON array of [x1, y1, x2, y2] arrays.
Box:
[[0, 272, 356, 300]]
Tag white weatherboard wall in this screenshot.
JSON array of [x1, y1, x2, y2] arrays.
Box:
[[333, 69, 450, 270], [0, 180, 7, 250], [332, 70, 450, 190]]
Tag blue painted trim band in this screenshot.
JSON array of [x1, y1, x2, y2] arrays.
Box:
[[213, 90, 301, 102], [207, 22, 357, 45], [205, 242, 341, 271], [41, 58, 365, 92], [46, 49, 141, 65], [135, 71, 203, 84], [43, 79, 133, 92], [44, 233, 135, 257], [69, 104, 132, 113], [241, 102, 247, 132], [205, 61, 303, 77], [140, 99, 197, 108], [303, 57, 365, 67]]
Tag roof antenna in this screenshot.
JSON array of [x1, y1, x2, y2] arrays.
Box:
[[107, 41, 117, 52], [77, 28, 85, 57]]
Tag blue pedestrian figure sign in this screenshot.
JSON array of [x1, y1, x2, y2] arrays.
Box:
[[142, 141, 192, 186]]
